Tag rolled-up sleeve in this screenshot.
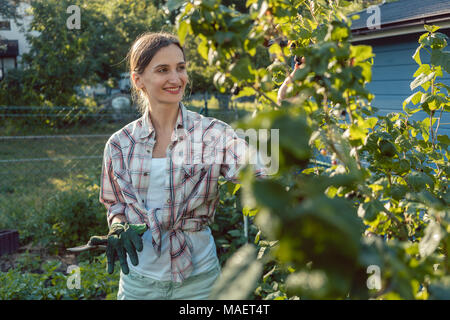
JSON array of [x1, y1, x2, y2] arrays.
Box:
[[99, 140, 127, 227]]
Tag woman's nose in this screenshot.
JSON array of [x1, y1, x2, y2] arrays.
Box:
[[168, 70, 182, 83]]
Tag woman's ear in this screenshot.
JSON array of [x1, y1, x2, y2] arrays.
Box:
[[132, 71, 143, 90]]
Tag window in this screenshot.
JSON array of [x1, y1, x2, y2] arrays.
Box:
[[0, 21, 11, 31]]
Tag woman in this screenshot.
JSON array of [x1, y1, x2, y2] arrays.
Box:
[[98, 32, 266, 300]]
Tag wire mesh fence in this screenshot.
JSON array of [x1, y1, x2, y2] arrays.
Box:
[[0, 94, 249, 227], [0, 134, 107, 224]]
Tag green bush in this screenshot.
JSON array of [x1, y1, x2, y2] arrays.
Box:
[[212, 179, 258, 265], [1, 171, 107, 254], [179, 0, 450, 300], [40, 183, 107, 254], [0, 253, 119, 300], [212, 179, 292, 300]]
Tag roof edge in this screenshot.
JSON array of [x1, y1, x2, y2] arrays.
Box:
[[350, 20, 450, 42]]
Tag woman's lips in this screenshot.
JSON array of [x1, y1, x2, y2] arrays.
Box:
[[164, 86, 182, 94]]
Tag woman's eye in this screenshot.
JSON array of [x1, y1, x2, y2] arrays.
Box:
[[158, 66, 185, 73]]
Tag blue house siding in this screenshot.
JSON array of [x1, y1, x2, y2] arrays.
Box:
[[354, 31, 450, 139]]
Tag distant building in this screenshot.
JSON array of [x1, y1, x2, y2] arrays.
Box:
[[0, 1, 36, 80], [350, 0, 450, 138]]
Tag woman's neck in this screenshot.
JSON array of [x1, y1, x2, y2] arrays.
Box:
[[148, 102, 179, 135]]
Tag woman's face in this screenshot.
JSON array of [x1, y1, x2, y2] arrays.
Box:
[[133, 44, 188, 107]]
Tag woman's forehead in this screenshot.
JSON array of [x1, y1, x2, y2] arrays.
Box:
[[150, 44, 185, 67]]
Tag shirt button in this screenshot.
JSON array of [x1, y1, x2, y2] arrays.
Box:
[[144, 172, 149, 176], [167, 198, 171, 204], [146, 149, 151, 153]]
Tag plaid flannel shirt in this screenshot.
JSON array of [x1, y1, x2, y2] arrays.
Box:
[[99, 102, 267, 283]]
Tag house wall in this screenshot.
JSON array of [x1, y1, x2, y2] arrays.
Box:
[[0, 2, 36, 69], [353, 30, 450, 139]]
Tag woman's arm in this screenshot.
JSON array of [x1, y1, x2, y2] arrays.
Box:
[[277, 57, 305, 105], [99, 141, 128, 227]]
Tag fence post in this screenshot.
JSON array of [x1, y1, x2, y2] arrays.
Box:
[[203, 91, 209, 116]]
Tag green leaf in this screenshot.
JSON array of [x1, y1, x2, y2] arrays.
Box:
[[424, 25, 440, 33], [350, 45, 374, 63], [362, 117, 378, 130], [377, 139, 397, 157], [394, 135, 412, 150], [292, 67, 310, 82], [407, 171, 435, 192], [252, 179, 291, 210], [358, 201, 384, 222], [232, 183, 241, 195], [227, 230, 242, 237], [209, 244, 263, 299], [244, 39, 256, 57], [431, 50, 450, 74], [230, 57, 254, 81], [198, 37, 209, 60], [243, 206, 258, 217], [418, 32, 429, 44], [419, 220, 442, 257], [424, 94, 447, 110], [330, 24, 349, 41], [437, 135, 450, 146], [358, 61, 372, 82], [167, 0, 185, 12], [200, 0, 217, 10], [268, 42, 282, 56], [272, 113, 311, 161], [177, 20, 190, 46], [412, 45, 422, 65], [284, 195, 364, 265], [390, 185, 408, 201], [413, 64, 431, 77], [214, 31, 234, 45], [396, 158, 411, 173], [349, 124, 366, 143], [429, 33, 448, 49], [410, 72, 435, 91], [233, 86, 255, 99], [403, 91, 423, 108]]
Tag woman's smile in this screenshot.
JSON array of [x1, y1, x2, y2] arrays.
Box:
[[163, 86, 182, 94]]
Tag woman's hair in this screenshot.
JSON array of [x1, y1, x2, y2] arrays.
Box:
[[127, 32, 186, 115]]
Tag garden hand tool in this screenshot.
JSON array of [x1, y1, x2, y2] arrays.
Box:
[[67, 223, 148, 275]]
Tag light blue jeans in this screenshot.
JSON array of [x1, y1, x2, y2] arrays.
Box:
[[117, 263, 221, 300]]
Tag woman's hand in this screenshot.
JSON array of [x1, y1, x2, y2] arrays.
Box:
[[89, 222, 148, 274], [277, 61, 302, 105]]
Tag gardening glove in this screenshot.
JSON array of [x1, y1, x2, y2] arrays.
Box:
[[88, 222, 148, 275]]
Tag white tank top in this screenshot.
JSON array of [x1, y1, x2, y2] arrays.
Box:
[[127, 157, 219, 281]]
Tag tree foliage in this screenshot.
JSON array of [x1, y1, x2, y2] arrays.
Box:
[[175, 0, 449, 299], [0, 0, 23, 20], [0, 0, 168, 107]]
